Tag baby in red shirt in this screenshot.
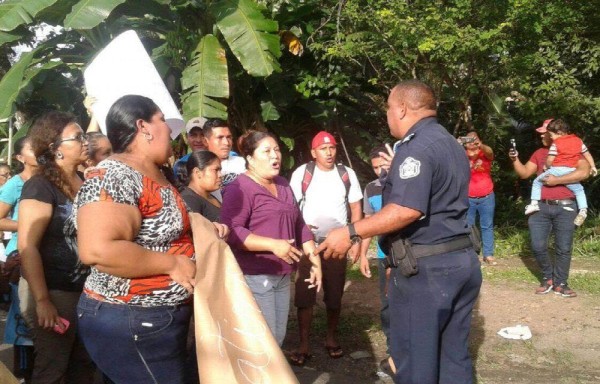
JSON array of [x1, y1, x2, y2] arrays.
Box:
[[525, 119, 597, 225]]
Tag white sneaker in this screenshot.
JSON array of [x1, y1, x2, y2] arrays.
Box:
[[525, 203, 540, 215], [574, 209, 587, 226]]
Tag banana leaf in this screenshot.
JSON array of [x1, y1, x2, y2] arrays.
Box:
[[0, 0, 59, 32], [181, 34, 229, 120], [0, 50, 35, 119], [0, 30, 23, 45], [210, 0, 281, 77], [63, 0, 126, 30], [260, 101, 280, 122]]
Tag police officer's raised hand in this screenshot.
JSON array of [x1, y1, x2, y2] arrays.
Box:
[[315, 227, 352, 259], [271, 239, 302, 264], [377, 143, 394, 172]]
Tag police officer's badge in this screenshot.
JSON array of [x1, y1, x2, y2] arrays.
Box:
[[399, 157, 421, 179]]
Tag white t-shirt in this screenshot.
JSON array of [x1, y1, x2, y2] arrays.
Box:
[[214, 155, 246, 202], [290, 163, 362, 239]]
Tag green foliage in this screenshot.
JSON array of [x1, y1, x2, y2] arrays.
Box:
[[0, 0, 59, 32], [181, 34, 229, 120], [260, 101, 280, 121], [0, 50, 35, 118], [211, 0, 281, 77], [64, 0, 127, 30]]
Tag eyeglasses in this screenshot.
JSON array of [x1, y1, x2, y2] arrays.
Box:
[[59, 134, 88, 144]]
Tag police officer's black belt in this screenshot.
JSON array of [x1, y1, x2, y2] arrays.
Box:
[[410, 236, 472, 259], [540, 198, 575, 206]]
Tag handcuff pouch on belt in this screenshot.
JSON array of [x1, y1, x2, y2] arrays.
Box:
[[382, 235, 419, 277], [382, 227, 479, 277]]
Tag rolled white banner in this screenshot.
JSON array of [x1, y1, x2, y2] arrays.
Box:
[[84, 30, 184, 139]]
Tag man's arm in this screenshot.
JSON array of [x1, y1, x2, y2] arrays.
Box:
[[582, 151, 598, 176], [358, 214, 373, 278], [347, 200, 363, 262], [509, 151, 538, 179], [315, 204, 421, 259], [543, 158, 590, 186]]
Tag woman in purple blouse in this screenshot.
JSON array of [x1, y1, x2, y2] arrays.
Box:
[[221, 130, 322, 346]]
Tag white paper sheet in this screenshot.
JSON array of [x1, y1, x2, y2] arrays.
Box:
[[84, 30, 184, 139]]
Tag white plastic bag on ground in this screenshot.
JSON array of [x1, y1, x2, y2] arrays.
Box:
[[497, 324, 532, 340]]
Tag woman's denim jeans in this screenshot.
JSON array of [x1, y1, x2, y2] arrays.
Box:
[[244, 274, 291, 346], [467, 192, 495, 257], [77, 294, 192, 384]]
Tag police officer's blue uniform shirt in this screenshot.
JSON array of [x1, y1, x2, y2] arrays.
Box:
[[382, 117, 471, 245]]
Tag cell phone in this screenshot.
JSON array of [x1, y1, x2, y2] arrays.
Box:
[[510, 138, 517, 151], [459, 136, 475, 144], [53, 317, 70, 334]]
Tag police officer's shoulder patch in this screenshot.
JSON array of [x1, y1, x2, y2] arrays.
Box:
[[399, 157, 421, 179]]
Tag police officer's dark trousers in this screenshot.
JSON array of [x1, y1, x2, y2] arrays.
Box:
[[388, 248, 482, 384]]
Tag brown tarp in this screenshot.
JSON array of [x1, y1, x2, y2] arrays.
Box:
[[190, 213, 298, 384], [0, 361, 19, 384]]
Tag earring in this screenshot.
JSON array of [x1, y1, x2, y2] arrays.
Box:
[[56, 151, 64, 160], [143, 132, 153, 142]]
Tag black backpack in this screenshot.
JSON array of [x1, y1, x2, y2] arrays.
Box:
[[299, 161, 351, 211]]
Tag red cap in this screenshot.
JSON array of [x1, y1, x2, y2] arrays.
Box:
[[311, 131, 337, 149], [536, 118, 554, 133]]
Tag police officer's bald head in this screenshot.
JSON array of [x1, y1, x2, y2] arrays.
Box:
[[391, 80, 437, 112]]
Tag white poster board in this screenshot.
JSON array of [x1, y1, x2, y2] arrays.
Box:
[[84, 30, 184, 139]]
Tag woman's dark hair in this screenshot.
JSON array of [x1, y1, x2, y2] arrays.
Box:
[[176, 150, 220, 189], [106, 95, 160, 153], [29, 111, 80, 199], [238, 130, 277, 169], [86, 132, 110, 163], [547, 118, 572, 134], [12, 136, 30, 174]]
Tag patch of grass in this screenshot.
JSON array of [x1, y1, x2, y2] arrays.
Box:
[[346, 262, 366, 281], [482, 267, 539, 284], [483, 265, 600, 294], [495, 210, 600, 261], [568, 272, 600, 294]]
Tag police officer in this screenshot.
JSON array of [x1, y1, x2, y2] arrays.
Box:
[[316, 80, 482, 384]]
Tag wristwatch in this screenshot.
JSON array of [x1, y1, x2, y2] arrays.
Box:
[[348, 223, 362, 245]]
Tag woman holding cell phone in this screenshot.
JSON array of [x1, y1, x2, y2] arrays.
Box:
[[18, 111, 95, 383]]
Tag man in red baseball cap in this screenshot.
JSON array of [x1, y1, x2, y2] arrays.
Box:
[[510, 118, 591, 298], [535, 118, 554, 133], [288, 131, 363, 365]]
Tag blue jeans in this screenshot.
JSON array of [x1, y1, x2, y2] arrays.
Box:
[[389, 249, 481, 384], [532, 167, 587, 209], [467, 192, 495, 257], [244, 274, 291, 346], [528, 201, 577, 286], [377, 259, 390, 355], [77, 294, 192, 384]]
